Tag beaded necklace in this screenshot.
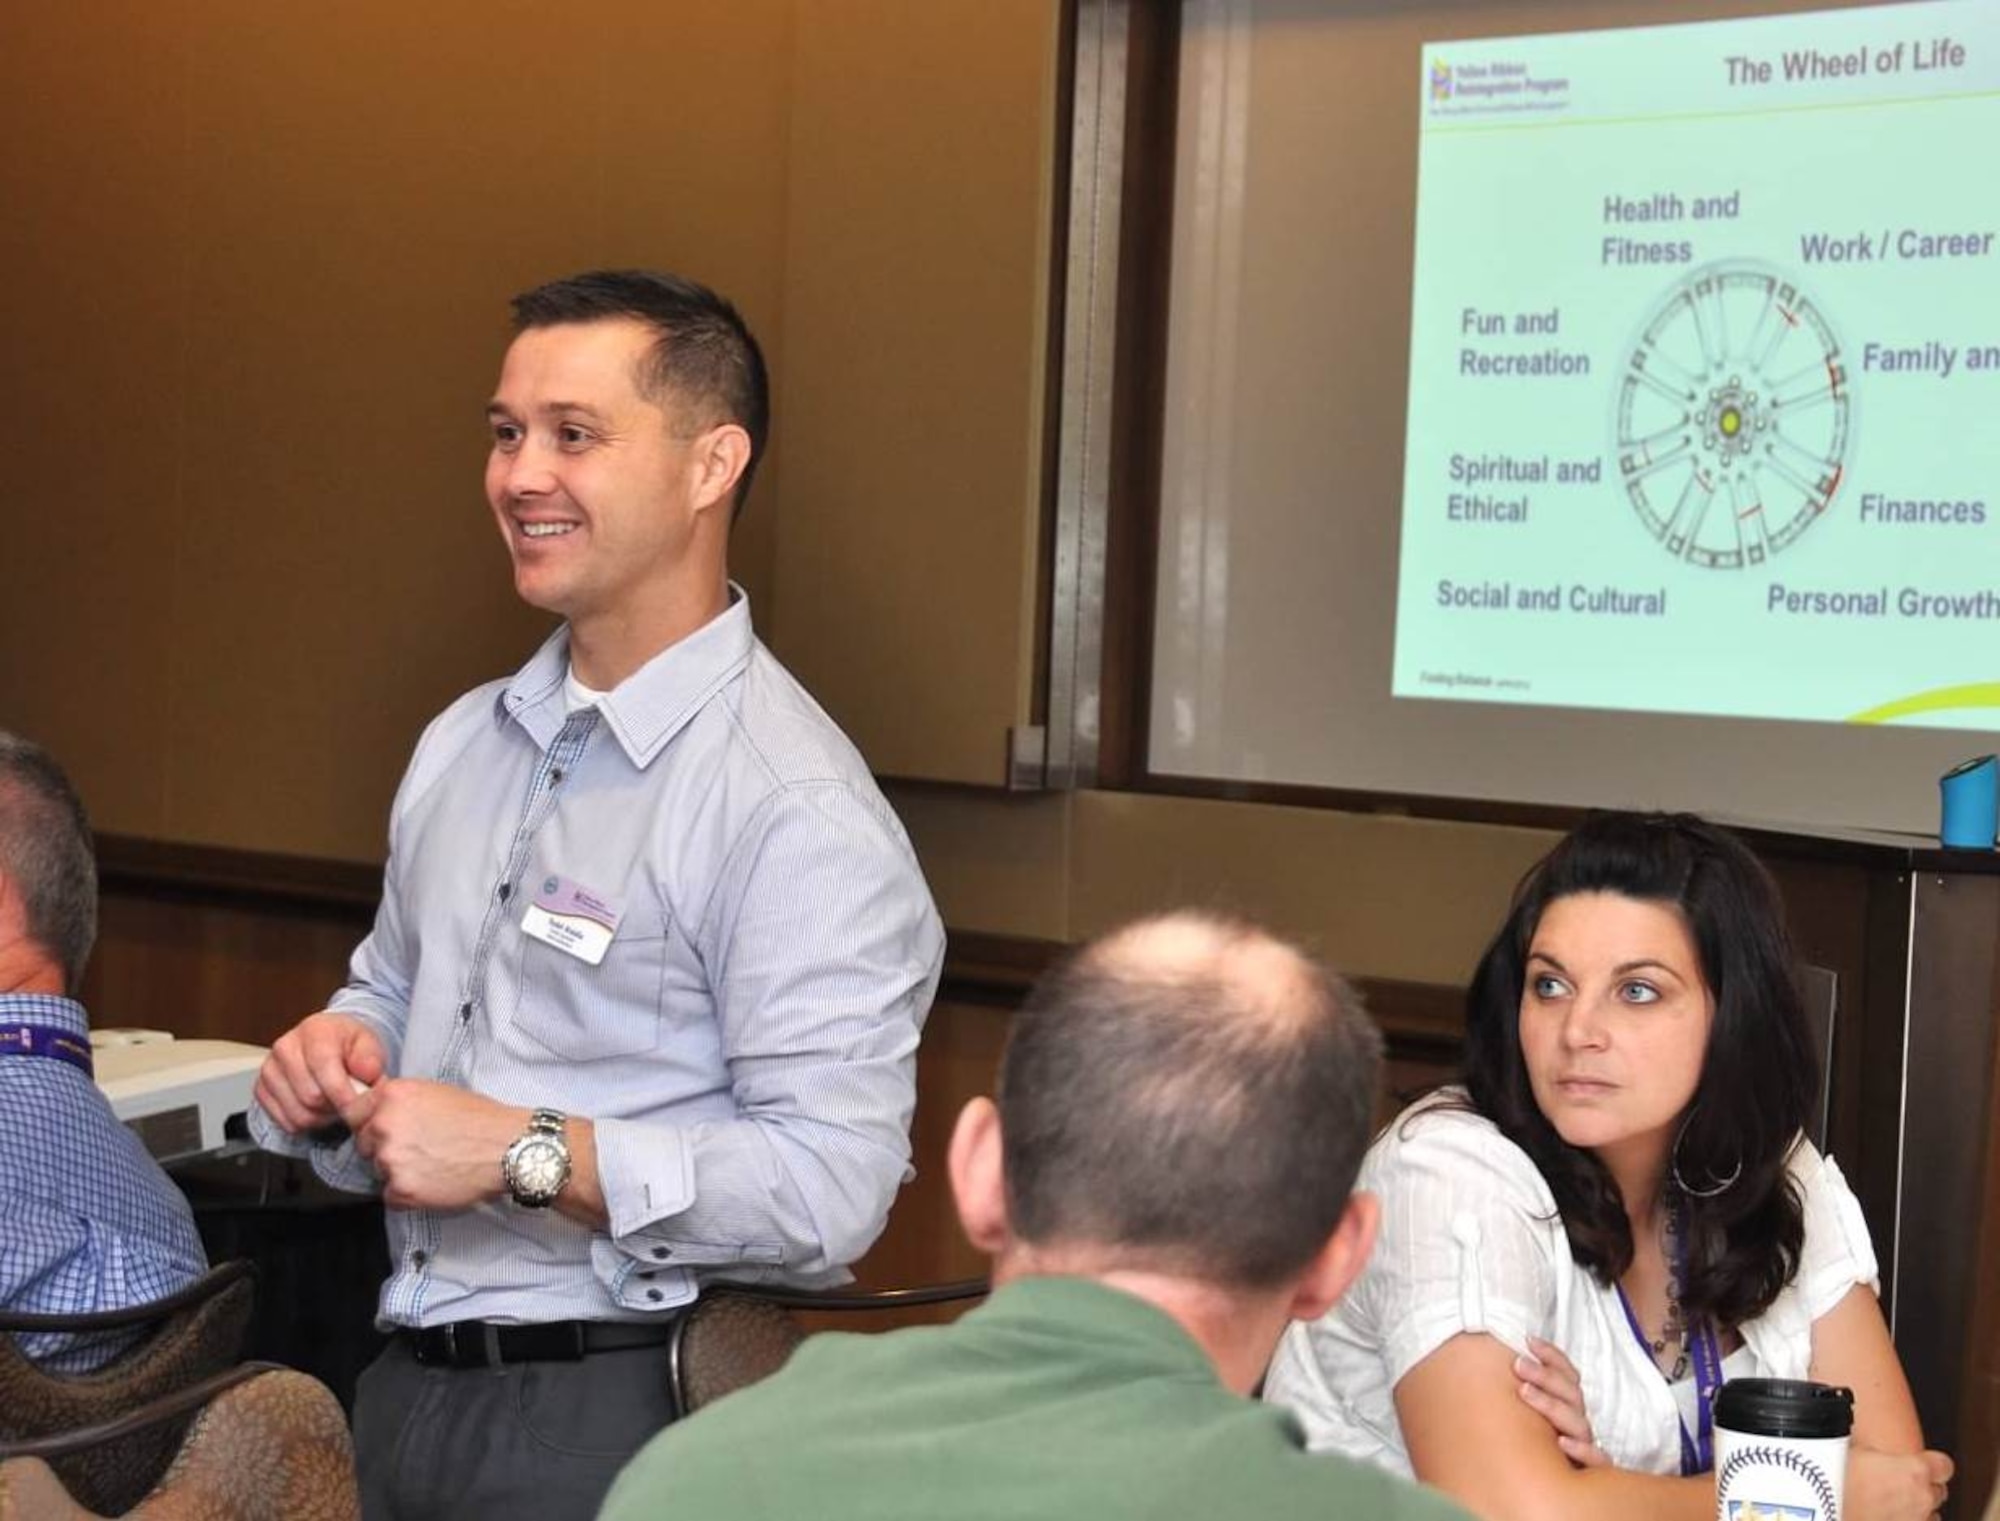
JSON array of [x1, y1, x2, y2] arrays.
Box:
[[1615, 1190, 1723, 1474], [1632, 1192, 1680, 1384]]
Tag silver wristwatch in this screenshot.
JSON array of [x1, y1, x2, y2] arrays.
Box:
[[501, 1108, 572, 1208]]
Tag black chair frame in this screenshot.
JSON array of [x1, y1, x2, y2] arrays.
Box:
[[0, 1259, 257, 1339]]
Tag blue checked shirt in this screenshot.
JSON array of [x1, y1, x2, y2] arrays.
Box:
[[1, 994, 208, 1370], [251, 592, 944, 1329]]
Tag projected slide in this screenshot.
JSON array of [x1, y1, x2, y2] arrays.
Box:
[[1391, 0, 2000, 730]]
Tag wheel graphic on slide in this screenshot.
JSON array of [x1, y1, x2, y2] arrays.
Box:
[[1612, 260, 1852, 568]]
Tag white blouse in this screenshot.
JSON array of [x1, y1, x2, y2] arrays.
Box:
[[1264, 1091, 1879, 1476]]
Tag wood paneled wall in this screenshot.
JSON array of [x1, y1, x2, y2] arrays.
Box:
[[0, 0, 1065, 851], [85, 890, 367, 1047]]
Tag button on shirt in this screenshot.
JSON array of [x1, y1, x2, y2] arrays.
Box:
[[250, 594, 944, 1329], [0, 993, 208, 1371]]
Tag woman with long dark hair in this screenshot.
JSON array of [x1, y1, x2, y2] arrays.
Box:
[[1264, 812, 1951, 1518]]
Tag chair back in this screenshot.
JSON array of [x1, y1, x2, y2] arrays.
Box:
[[1799, 962, 1838, 1150], [0, 1364, 357, 1520], [0, 1261, 255, 1514], [666, 1293, 807, 1420], [665, 1279, 988, 1421]]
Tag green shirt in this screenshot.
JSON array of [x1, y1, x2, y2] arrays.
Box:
[[600, 1275, 1470, 1521]]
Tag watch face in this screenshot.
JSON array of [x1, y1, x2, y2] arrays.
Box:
[[510, 1136, 569, 1201]]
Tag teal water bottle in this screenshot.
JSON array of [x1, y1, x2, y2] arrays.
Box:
[[1939, 754, 1998, 850]]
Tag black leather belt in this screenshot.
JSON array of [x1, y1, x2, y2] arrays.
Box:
[[403, 1317, 678, 1369]]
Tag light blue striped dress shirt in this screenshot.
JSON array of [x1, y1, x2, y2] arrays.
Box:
[[1, 993, 208, 1370], [251, 594, 944, 1329]]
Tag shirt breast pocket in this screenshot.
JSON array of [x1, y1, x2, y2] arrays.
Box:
[[513, 911, 670, 1063]]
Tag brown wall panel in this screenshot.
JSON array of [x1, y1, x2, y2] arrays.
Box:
[[885, 786, 1559, 988], [83, 888, 369, 1046], [1069, 791, 1556, 985], [884, 785, 1074, 943], [771, 0, 1061, 786], [159, 0, 796, 860], [0, 1, 797, 861], [165, 0, 573, 857], [2, 0, 1051, 852], [0, 5, 190, 838]]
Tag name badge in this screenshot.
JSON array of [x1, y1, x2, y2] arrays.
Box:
[[520, 875, 623, 966]]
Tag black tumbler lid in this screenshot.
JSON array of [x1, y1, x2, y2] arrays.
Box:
[[1714, 1378, 1854, 1439]]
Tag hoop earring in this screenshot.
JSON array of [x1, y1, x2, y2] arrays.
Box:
[[1670, 1110, 1743, 1199]]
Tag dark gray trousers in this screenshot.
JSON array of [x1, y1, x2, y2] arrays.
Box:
[[352, 1337, 678, 1521]]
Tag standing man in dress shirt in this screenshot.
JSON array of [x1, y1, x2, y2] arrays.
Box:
[[252, 270, 945, 1521], [0, 731, 208, 1370]]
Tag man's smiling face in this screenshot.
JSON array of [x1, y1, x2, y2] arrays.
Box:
[[483, 317, 707, 632]]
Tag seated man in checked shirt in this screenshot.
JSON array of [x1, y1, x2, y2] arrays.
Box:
[[0, 730, 207, 1370]]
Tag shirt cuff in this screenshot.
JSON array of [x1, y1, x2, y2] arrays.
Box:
[[248, 1101, 312, 1158], [594, 1115, 698, 1243], [247, 1101, 381, 1196], [592, 1116, 787, 1270]]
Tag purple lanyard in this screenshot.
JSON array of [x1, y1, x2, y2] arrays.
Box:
[[1615, 1284, 1724, 1475], [1681, 1317, 1724, 1475], [0, 1022, 95, 1078]]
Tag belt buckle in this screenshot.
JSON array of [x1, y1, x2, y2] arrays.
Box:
[[442, 1322, 463, 1367], [466, 1323, 505, 1368]]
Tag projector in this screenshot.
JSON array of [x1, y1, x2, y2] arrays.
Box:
[[90, 1029, 267, 1163]]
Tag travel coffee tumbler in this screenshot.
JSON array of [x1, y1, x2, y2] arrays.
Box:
[[1713, 1378, 1853, 1520]]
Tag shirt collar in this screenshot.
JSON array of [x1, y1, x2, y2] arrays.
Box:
[[0, 992, 89, 1038], [973, 1275, 1223, 1382], [497, 586, 755, 768]]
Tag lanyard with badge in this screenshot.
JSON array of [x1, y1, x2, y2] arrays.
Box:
[[0, 1023, 95, 1077], [1615, 1212, 1724, 1475]]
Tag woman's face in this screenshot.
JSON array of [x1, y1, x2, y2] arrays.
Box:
[[1517, 891, 1716, 1175]]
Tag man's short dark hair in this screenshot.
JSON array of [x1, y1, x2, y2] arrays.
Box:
[[997, 911, 1382, 1289], [510, 269, 771, 520], [0, 732, 98, 992]]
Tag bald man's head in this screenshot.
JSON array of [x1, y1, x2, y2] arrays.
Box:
[[996, 911, 1381, 1290]]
